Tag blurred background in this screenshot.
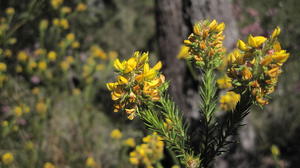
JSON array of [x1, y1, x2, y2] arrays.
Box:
[[0, 0, 299, 167]]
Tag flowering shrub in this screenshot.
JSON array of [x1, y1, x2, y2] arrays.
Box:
[[107, 20, 289, 168]]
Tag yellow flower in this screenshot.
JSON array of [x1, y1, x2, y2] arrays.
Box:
[[271, 145, 280, 156], [32, 87, 40, 95], [60, 19, 69, 29], [47, 51, 57, 61], [108, 51, 118, 60], [38, 61, 47, 71], [17, 51, 28, 62], [271, 27, 281, 39], [237, 40, 248, 51], [193, 24, 201, 35], [113, 59, 125, 71], [61, 6, 71, 14], [272, 50, 289, 64], [14, 106, 23, 117], [51, 0, 63, 9], [1, 152, 14, 165], [39, 19, 49, 30], [25, 141, 34, 150], [16, 65, 23, 73], [215, 22, 225, 32], [86, 157, 96, 167], [1, 120, 9, 127], [28, 60, 37, 70], [72, 88, 81, 95], [247, 35, 267, 48], [217, 75, 232, 89], [177, 45, 190, 59], [66, 33, 75, 41], [241, 67, 252, 80], [43, 162, 56, 168], [52, 18, 60, 26], [71, 41, 80, 48], [36, 101, 47, 114], [219, 91, 240, 111], [124, 138, 136, 147], [4, 49, 12, 57], [0, 62, 7, 71], [110, 129, 122, 139], [76, 3, 87, 12], [5, 7, 15, 15]]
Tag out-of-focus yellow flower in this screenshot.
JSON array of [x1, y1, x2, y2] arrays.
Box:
[[5, 8, 15, 15], [61, 6, 71, 14], [71, 41, 80, 48], [8, 38, 17, 45], [177, 45, 189, 59], [172, 165, 180, 168], [1, 152, 14, 165], [271, 145, 280, 157], [1, 120, 9, 127], [66, 33, 75, 41], [247, 35, 267, 48], [28, 60, 37, 71], [72, 88, 81, 95], [39, 19, 49, 30], [60, 61, 70, 71], [86, 157, 96, 167], [25, 141, 34, 150], [66, 56, 74, 64], [43, 162, 55, 168], [96, 64, 105, 71], [32, 87, 40, 95], [60, 19, 69, 29], [12, 125, 19, 132], [0, 62, 7, 71], [17, 51, 28, 62], [34, 48, 46, 56], [16, 65, 23, 73], [76, 3, 87, 12], [38, 61, 47, 71], [4, 49, 12, 57], [90, 45, 107, 60], [14, 106, 23, 117], [52, 18, 60, 26], [47, 51, 57, 61], [110, 129, 122, 139], [129, 133, 164, 168], [271, 26, 281, 39], [108, 51, 118, 60], [51, 0, 63, 9], [36, 101, 47, 114], [123, 138, 136, 147], [219, 91, 240, 111], [217, 75, 232, 89]]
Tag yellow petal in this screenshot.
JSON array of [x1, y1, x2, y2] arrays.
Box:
[[117, 75, 129, 84], [153, 61, 162, 71], [271, 26, 281, 38], [215, 22, 225, 32], [237, 40, 248, 51], [113, 59, 124, 71]]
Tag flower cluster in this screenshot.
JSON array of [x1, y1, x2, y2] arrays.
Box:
[[106, 51, 165, 120], [181, 20, 226, 69], [129, 133, 164, 168], [223, 27, 289, 105]]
